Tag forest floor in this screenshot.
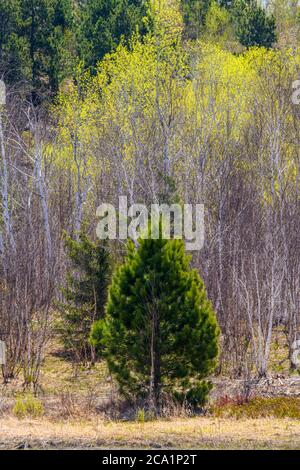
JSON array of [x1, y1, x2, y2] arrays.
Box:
[[0, 332, 299, 450]]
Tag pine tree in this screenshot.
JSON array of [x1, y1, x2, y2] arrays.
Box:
[[77, 0, 152, 68], [181, 0, 212, 39], [233, 0, 277, 48], [0, 0, 28, 84], [91, 234, 219, 412], [57, 232, 110, 365], [0, 0, 76, 99]]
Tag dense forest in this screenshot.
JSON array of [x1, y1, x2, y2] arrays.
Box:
[[0, 0, 300, 405]]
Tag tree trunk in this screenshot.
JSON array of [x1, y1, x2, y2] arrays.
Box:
[[149, 307, 161, 414]]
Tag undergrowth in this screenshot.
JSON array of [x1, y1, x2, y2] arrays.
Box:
[[213, 396, 300, 419]]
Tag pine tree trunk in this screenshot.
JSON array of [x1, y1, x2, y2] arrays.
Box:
[[150, 307, 161, 414]]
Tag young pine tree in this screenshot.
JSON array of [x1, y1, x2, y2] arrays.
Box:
[[91, 235, 219, 412], [57, 232, 110, 365]]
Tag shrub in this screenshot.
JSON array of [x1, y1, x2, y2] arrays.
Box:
[[12, 395, 44, 418], [135, 408, 155, 423]]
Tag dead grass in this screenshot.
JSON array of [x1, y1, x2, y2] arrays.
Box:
[[1, 332, 299, 450], [0, 343, 111, 399], [0, 416, 299, 449]]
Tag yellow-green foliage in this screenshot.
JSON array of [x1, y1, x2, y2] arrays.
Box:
[[205, 1, 233, 43], [213, 397, 300, 419], [135, 408, 156, 423], [12, 395, 44, 419], [150, 0, 184, 39], [51, 29, 300, 204]]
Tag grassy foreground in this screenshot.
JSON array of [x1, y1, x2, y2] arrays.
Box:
[[0, 416, 299, 450], [1, 337, 299, 450]]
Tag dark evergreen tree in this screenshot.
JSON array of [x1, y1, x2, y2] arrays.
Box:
[[57, 232, 110, 365], [0, 0, 152, 97], [21, 0, 76, 98], [0, 0, 76, 99], [218, 0, 232, 7], [77, 0, 152, 68], [180, 0, 212, 39], [233, 0, 277, 48], [0, 0, 28, 83], [91, 234, 219, 412]]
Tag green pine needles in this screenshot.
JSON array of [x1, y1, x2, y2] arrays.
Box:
[[57, 231, 110, 365], [91, 235, 220, 412]]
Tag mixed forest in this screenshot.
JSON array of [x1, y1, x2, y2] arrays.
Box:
[[0, 0, 300, 416]]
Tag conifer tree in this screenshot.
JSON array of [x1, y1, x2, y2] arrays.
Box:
[[77, 0, 152, 68], [181, 0, 212, 39], [233, 0, 277, 48], [0, 0, 75, 99], [91, 234, 219, 411], [57, 232, 110, 365]]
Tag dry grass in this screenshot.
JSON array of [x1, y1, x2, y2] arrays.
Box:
[[0, 344, 111, 399], [213, 397, 300, 419], [1, 333, 299, 450], [0, 416, 299, 449]]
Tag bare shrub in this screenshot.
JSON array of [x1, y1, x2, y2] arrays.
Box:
[[58, 392, 79, 418]]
